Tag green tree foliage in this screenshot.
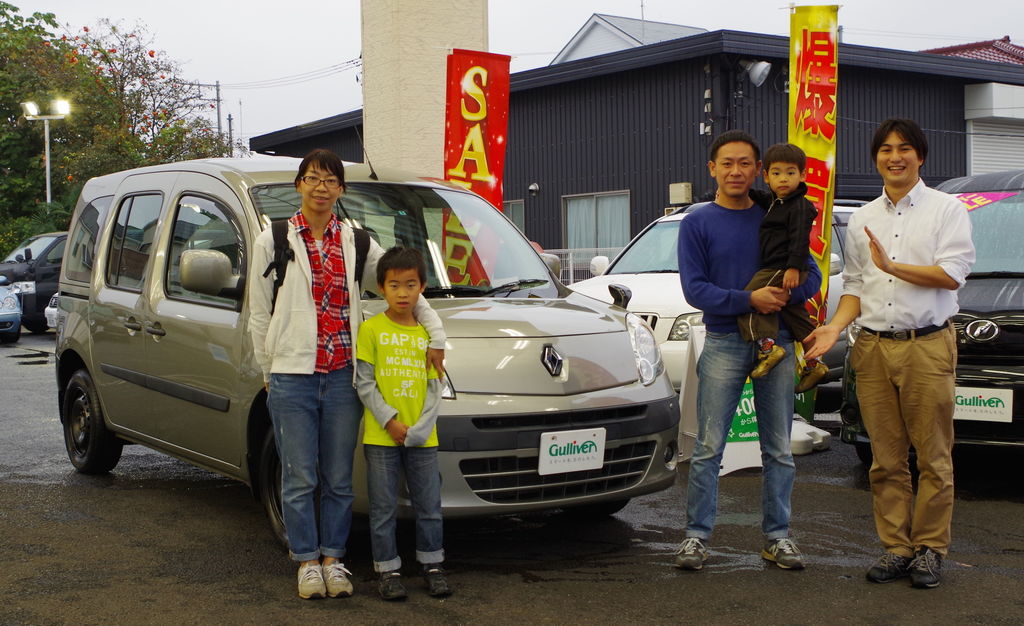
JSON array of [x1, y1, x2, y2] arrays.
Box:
[[1, 4, 239, 255]]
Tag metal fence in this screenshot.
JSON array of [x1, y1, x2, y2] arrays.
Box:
[[544, 247, 622, 284]]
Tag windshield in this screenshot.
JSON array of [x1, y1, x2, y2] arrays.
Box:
[[607, 220, 680, 274], [3, 234, 59, 263], [251, 183, 557, 298], [957, 191, 1024, 274]]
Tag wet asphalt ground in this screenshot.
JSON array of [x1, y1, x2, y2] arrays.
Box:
[[1, 332, 1022, 625]]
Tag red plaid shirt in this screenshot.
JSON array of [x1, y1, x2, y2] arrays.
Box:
[[290, 212, 352, 372]]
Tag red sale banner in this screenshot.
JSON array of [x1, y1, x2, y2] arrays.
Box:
[[443, 48, 511, 210], [442, 49, 510, 287]]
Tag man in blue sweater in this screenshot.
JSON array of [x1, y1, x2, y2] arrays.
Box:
[[674, 130, 821, 571]]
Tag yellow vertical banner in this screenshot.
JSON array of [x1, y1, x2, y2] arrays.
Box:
[[789, 5, 839, 326]]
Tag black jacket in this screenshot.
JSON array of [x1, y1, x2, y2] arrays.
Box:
[[749, 183, 818, 270]]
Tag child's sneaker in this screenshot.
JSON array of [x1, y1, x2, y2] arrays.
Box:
[[751, 345, 786, 378], [423, 565, 453, 597], [378, 570, 407, 601], [794, 361, 829, 393], [297, 562, 326, 599], [324, 561, 353, 598]]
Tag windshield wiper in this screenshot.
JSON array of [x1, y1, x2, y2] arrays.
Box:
[[481, 279, 549, 296], [634, 269, 677, 274], [423, 285, 487, 297], [968, 271, 1024, 278]]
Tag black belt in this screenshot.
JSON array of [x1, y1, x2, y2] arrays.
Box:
[[862, 322, 948, 341]]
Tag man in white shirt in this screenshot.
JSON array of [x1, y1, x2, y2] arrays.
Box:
[[804, 118, 975, 589]]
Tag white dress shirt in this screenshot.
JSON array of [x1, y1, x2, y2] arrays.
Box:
[[842, 178, 976, 331]]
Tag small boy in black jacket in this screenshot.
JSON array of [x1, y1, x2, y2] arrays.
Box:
[[739, 143, 828, 392]]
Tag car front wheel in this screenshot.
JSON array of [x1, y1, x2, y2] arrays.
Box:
[[257, 428, 287, 547], [63, 369, 123, 473]]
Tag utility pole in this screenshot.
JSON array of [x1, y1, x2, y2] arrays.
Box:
[[227, 113, 234, 157]]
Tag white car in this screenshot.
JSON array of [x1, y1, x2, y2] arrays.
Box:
[[571, 202, 863, 392], [44, 293, 59, 329]]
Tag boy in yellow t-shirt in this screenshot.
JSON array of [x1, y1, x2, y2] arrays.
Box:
[[355, 247, 449, 601]]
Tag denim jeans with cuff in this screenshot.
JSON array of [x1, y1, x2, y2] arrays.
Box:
[[268, 367, 361, 562], [364, 444, 444, 573]]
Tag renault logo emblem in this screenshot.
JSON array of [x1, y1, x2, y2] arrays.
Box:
[[541, 344, 563, 376], [964, 319, 999, 343]]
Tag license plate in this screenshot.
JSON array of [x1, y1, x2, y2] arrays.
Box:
[[954, 386, 1013, 423], [537, 427, 606, 476]]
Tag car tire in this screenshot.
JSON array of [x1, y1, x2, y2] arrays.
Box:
[[62, 369, 123, 474], [0, 327, 19, 343], [257, 427, 287, 548], [563, 498, 631, 517], [23, 319, 49, 334], [854, 441, 873, 466]]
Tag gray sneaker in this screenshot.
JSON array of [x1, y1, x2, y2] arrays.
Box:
[[297, 562, 326, 599], [674, 537, 709, 570], [761, 537, 805, 570], [324, 561, 353, 598]]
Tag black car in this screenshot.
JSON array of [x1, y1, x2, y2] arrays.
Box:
[[0, 232, 66, 333], [840, 170, 1024, 464]]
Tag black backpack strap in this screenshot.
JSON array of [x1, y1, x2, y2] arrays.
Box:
[[352, 227, 370, 286], [261, 219, 293, 314]]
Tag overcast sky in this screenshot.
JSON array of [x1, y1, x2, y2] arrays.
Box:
[[15, 0, 1023, 147]]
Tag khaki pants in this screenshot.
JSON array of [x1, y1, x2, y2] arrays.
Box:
[[737, 268, 817, 343], [851, 325, 957, 557]]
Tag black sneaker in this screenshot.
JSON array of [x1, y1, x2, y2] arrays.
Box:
[[866, 552, 912, 583], [378, 570, 407, 601], [909, 547, 943, 589], [423, 566, 452, 597]]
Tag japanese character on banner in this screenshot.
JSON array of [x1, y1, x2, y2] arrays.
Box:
[[794, 29, 837, 141]]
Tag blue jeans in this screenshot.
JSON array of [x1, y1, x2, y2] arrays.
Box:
[[685, 331, 796, 540], [364, 444, 445, 573], [268, 367, 362, 562]]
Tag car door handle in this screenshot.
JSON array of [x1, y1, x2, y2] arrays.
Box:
[[123, 319, 143, 331], [145, 323, 166, 337]]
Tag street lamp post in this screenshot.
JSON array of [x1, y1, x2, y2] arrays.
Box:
[[21, 100, 70, 205]]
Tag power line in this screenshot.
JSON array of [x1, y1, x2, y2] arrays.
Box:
[[219, 59, 361, 90]]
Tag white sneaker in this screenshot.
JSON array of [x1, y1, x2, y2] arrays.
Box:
[[324, 561, 354, 598], [297, 562, 326, 599]]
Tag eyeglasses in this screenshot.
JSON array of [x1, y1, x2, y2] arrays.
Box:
[[301, 175, 342, 189]]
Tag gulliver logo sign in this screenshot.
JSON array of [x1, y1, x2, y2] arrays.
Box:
[[538, 428, 606, 476], [953, 387, 1013, 423]]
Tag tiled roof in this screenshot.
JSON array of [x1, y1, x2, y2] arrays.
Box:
[[922, 36, 1024, 65]]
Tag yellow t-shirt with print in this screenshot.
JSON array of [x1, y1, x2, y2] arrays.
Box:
[[357, 313, 438, 447]]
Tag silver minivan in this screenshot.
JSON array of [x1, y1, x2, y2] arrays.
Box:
[[55, 157, 679, 540]]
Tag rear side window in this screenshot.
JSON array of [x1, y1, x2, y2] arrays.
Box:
[[65, 196, 113, 283], [166, 194, 245, 306], [45, 239, 65, 264], [107, 194, 163, 291]]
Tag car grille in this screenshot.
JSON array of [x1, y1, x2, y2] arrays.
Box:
[[472, 404, 647, 431], [459, 440, 656, 504]]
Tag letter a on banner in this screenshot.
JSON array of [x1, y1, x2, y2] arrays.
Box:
[[442, 49, 511, 287]]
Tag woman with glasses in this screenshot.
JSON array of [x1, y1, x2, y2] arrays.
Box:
[[248, 148, 446, 599]]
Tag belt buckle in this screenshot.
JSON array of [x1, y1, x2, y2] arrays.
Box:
[[892, 330, 910, 340]]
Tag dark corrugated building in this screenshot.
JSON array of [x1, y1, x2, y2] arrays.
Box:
[[250, 30, 1024, 250]]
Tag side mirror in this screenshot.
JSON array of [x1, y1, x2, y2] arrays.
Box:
[[539, 252, 561, 277], [23, 248, 33, 262], [608, 283, 632, 309], [590, 255, 610, 275], [829, 252, 843, 276], [181, 249, 239, 297], [0, 276, 8, 286]]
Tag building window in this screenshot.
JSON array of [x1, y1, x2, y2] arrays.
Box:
[[563, 191, 630, 248], [503, 199, 525, 234]]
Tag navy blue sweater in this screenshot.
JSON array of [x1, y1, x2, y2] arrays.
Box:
[[676, 201, 822, 334]]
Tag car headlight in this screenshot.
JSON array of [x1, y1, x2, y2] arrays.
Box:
[[2, 295, 19, 312], [626, 313, 663, 385], [12, 281, 35, 295], [846, 323, 862, 347], [667, 312, 704, 341]]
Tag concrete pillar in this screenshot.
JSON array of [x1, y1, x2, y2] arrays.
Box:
[[361, 0, 488, 177]]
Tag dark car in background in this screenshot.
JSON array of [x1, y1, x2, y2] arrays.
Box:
[[840, 170, 1024, 464], [0, 232, 66, 333]]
